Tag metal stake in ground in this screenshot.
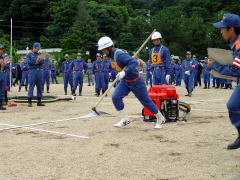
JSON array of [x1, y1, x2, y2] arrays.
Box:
[[92, 29, 156, 116]]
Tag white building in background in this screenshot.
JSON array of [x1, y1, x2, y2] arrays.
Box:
[[17, 48, 62, 55]]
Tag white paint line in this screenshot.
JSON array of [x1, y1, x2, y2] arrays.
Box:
[[191, 109, 226, 113], [0, 122, 89, 139], [0, 112, 97, 131]]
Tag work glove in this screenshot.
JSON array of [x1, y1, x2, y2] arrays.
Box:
[[139, 71, 143, 74], [185, 71, 190, 75], [165, 74, 170, 84], [116, 71, 126, 80]]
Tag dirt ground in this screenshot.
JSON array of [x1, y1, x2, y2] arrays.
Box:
[[0, 82, 239, 180]]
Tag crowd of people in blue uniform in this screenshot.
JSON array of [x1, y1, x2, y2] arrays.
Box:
[[0, 12, 240, 149], [0, 42, 235, 110]]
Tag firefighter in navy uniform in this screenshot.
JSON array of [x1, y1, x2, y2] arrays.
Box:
[[98, 36, 165, 129], [26, 42, 45, 107], [149, 31, 171, 85], [209, 13, 240, 149]]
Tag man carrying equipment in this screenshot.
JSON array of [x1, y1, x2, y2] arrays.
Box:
[[71, 53, 88, 96], [98, 36, 165, 129], [149, 31, 171, 85], [209, 13, 240, 149], [27, 42, 45, 107]]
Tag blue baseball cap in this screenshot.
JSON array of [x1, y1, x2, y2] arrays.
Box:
[[213, 13, 240, 28], [0, 44, 4, 49], [33, 42, 41, 49], [64, 54, 69, 58], [186, 51, 191, 55], [77, 52, 81, 56], [96, 53, 102, 57]]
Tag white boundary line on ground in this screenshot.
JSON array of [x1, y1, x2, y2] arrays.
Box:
[[191, 109, 226, 113], [0, 112, 97, 131], [187, 99, 225, 103], [0, 122, 89, 139]]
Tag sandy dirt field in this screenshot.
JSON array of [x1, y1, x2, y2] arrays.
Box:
[[0, 82, 239, 180]]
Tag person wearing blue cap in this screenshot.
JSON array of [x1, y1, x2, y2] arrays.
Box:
[[19, 56, 29, 92], [61, 54, 73, 95], [145, 60, 152, 86], [0, 45, 6, 110], [40, 53, 51, 93], [92, 53, 105, 97], [182, 51, 197, 97], [27, 42, 45, 107], [70, 53, 88, 96], [202, 57, 211, 89], [209, 13, 240, 149], [50, 63, 58, 84], [97, 36, 165, 129], [149, 31, 171, 85], [102, 54, 112, 94]]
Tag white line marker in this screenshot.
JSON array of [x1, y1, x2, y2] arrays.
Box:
[[0, 112, 97, 131], [0, 122, 89, 139]]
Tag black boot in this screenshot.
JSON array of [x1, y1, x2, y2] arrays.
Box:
[[0, 100, 6, 110], [227, 126, 240, 150], [37, 97, 45, 106], [72, 90, 76, 96], [216, 84, 220, 89], [25, 86, 28, 92], [229, 84, 233, 89], [188, 90, 192, 97], [95, 89, 98, 97], [47, 86, 50, 93], [64, 88, 67, 95], [18, 86, 21, 92], [28, 97, 32, 107], [79, 88, 82, 96], [208, 82, 210, 89], [203, 83, 207, 89], [212, 82, 215, 88], [96, 90, 100, 97]]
